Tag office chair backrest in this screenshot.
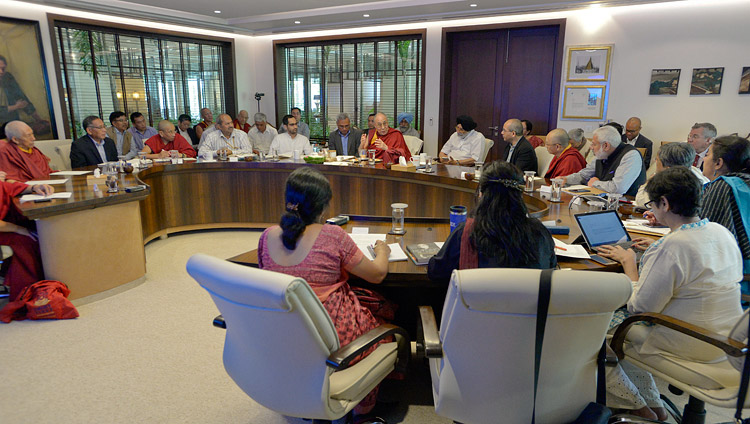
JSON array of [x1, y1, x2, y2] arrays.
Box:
[[403, 135, 423, 156], [433, 268, 632, 424], [482, 138, 494, 162], [187, 254, 340, 418], [534, 145, 554, 176]]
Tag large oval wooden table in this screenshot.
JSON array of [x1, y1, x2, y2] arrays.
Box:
[[19, 159, 629, 301]]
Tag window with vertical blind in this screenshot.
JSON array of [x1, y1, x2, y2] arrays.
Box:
[[53, 20, 233, 139], [275, 34, 423, 142]]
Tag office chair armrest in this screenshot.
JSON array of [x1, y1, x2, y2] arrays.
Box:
[[326, 323, 410, 371], [610, 312, 747, 360], [415, 305, 443, 359], [213, 315, 226, 329]]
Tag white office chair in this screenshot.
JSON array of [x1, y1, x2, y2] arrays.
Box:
[[482, 138, 494, 162], [534, 145, 554, 177], [403, 135, 423, 156], [54, 144, 72, 170], [417, 268, 632, 424], [186, 254, 409, 423], [611, 310, 750, 423]]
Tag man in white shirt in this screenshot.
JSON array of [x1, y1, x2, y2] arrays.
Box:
[[687, 122, 716, 170], [197, 122, 220, 151], [278, 107, 310, 138], [439, 115, 484, 166], [248, 112, 277, 155], [269, 114, 312, 156], [198, 114, 254, 158]]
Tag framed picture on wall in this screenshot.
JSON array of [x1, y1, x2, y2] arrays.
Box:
[[739, 67, 750, 94], [562, 85, 606, 119], [690, 67, 724, 95], [649, 69, 681, 95], [565, 45, 613, 82], [0, 16, 57, 139]]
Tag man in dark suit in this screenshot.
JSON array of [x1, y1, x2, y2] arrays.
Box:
[[177, 114, 199, 146], [70, 115, 118, 168], [328, 113, 362, 157], [623, 117, 653, 168], [501, 118, 537, 173]]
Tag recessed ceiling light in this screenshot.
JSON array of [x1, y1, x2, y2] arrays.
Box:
[[363, 14, 370, 17], [470, 3, 477, 7], [294, 20, 301, 24], [214, 10, 221, 13]]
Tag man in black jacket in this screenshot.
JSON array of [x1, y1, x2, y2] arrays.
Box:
[[328, 113, 362, 157], [622, 117, 653, 169], [501, 118, 537, 173], [70, 115, 118, 168]]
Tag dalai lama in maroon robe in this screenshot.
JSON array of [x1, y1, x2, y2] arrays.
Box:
[[359, 112, 412, 164], [0, 121, 52, 182]]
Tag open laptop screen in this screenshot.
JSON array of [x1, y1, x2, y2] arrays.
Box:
[[575, 210, 631, 248]]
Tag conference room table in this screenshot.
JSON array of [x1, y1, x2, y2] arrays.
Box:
[[18, 158, 643, 301]]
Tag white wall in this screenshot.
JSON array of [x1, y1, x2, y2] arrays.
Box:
[[253, 0, 750, 156]]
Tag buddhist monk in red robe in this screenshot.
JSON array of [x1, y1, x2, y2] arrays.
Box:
[[0, 174, 53, 301], [359, 112, 412, 164], [0, 121, 52, 182], [233, 110, 251, 133], [544, 128, 587, 179]]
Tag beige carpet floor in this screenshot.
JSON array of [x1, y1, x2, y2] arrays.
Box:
[[0, 229, 742, 423]]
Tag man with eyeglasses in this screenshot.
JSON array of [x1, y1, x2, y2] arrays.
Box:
[[622, 117, 653, 168], [359, 112, 412, 163], [106, 111, 135, 159], [439, 115, 484, 166], [70, 116, 119, 168], [500, 118, 537, 173], [687, 122, 717, 170]]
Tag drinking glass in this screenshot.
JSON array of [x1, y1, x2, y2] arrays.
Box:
[[607, 193, 622, 210], [474, 162, 484, 179], [390, 203, 408, 235], [524, 171, 536, 192], [138, 152, 147, 168], [368, 149, 376, 165], [551, 178, 563, 202]]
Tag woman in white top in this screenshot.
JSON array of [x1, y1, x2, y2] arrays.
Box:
[[599, 166, 744, 420]]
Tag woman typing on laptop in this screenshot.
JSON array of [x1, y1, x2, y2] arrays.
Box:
[[597, 166, 743, 420]]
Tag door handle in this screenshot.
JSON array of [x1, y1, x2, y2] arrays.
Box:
[[488, 126, 499, 137]]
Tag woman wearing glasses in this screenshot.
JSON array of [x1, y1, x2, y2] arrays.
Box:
[[599, 167, 743, 420]]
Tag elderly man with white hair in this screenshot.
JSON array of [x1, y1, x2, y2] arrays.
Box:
[[248, 112, 277, 155], [0, 120, 52, 181], [397, 112, 420, 137], [561, 125, 646, 195]]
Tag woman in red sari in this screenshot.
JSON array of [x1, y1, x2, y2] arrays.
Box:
[[258, 167, 391, 415]]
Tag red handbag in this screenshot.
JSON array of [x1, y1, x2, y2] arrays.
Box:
[[0, 280, 79, 323]]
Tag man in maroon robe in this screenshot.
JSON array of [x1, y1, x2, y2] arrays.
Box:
[[142, 121, 197, 159], [359, 113, 412, 164], [544, 128, 587, 179], [0, 121, 52, 182], [0, 175, 53, 301]]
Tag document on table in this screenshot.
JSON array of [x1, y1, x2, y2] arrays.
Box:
[[19, 192, 74, 202], [350, 233, 408, 262], [51, 170, 91, 176], [25, 179, 69, 185], [623, 219, 670, 236], [553, 238, 591, 259]]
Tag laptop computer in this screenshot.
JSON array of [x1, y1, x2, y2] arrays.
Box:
[[574, 210, 643, 264]]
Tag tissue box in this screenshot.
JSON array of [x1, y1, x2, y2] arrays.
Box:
[[86, 175, 107, 185], [391, 164, 416, 172]]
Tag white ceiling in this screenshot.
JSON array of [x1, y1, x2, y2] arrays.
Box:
[[26, 0, 670, 34]]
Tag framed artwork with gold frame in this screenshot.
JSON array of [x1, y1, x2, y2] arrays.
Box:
[[566, 45, 613, 82], [562, 85, 606, 120]]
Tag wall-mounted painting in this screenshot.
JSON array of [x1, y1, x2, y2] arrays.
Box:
[[0, 16, 57, 139], [740, 67, 750, 94], [649, 69, 680, 95], [566, 45, 613, 82], [562, 85, 606, 120], [690, 67, 724, 95]]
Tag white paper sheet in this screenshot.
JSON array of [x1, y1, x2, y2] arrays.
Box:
[[361, 243, 408, 262], [351, 227, 369, 235], [25, 179, 69, 185], [20, 192, 73, 203], [623, 219, 671, 236], [51, 170, 91, 176], [553, 238, 591, 259]]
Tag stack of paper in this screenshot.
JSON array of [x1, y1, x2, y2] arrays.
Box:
[[552, 238, 591, 259], [623, 219, 670, 236], [20, 192, 74, 203], [25, 179, 69, 185], [51, 170, 91, 176], [350, 233, 408, 262]]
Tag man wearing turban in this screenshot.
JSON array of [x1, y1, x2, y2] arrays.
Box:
[[439, 115, 485, 166], [397, 112, 420, 138]]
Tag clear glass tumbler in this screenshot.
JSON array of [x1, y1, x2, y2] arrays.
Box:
[[390, 203, 408, 235]]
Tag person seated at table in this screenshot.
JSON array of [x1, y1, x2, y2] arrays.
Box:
[[543, 128, 586, 179], [561, 125, 646, 196], [521, 119, 544, 149], [269, 115, 312, 156], [70, 116, 119, 168], [568, 128, 593, 162], [198, 114, 253, 158], [634, 142, 708, 207], [439, 115, 484, 166], [359, 112, 412, 164], [396, 112, 420, 138], [0, 173, 54, 301], [141, 120, 196, 159], [0, 120, 52, 182], [257, 167, 391, 415], [598, 166, 743, 420], [701, 135, 750, 277], [500, 118, 537, 173], [427, 161, 557, 283]]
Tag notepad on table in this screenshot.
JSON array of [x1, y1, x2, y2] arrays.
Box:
[[20, 192, 73, 203]]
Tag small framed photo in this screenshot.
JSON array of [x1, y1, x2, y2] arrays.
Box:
[[562, 85, 606, 120], [739, 67, 750, 94], [566, 45, 613, 82], [690, 67, 724, 95], [649, 69, 681, 95]]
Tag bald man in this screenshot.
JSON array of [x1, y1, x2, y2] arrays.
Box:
[[194, 108, 214, 140], [501, 118, 537, 173], [0, 120, 52, 181], [359, 113, 412, 163], [199, 114, 254, 158], [543, 128, 587, 178], [233, 110, 251, 133], [622, 117, 653, 167], [142, 120, 196, 159]]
